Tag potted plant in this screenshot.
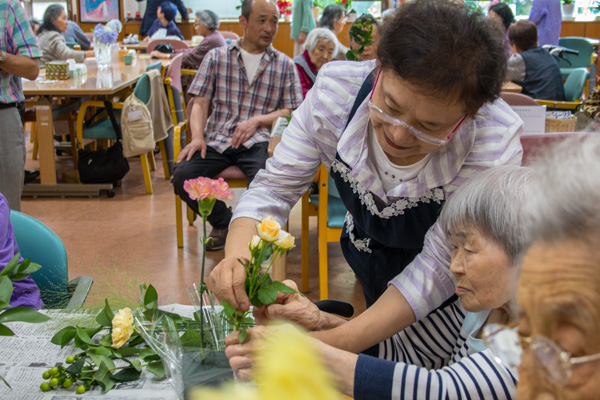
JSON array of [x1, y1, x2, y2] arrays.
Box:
[[312, 0, 321, 20], [562, 0, 575, 18]]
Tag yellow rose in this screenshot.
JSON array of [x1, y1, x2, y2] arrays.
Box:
[[111, 307, 134, 349], [256, 216, 281, 242], [248, 235, 263, 252], [274, 232, 295, 250]]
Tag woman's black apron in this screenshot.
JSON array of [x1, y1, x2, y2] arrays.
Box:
[[332, 72, 446, 308]]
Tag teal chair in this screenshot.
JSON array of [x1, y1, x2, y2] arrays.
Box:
[[301, 165, 347, 299], [9, 210, 93, 309], [65, 41, 77, 49], [557, 37, 596, 95], [145, 61, 162, 72], [536, 68, 588, 110]]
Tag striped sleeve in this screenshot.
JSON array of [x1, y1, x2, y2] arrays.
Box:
[[390, 100, 524, 320], [232, 61, 375, 225], [6, 0, 40, 58], [355, 348, 517, 400]]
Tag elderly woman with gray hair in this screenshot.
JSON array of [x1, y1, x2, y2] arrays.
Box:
[[293, 28, 337, 97], [37, 4, 94, 64], [228, 164, 533, 398]]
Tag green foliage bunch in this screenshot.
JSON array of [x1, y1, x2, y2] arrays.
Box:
[[346, 16, 375, 61]]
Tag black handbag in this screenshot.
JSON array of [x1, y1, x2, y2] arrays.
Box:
[[77, 101, 130, 184], [154, 43, 173, 54]]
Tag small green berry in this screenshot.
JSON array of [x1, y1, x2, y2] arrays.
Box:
[[66, 356, 75, 364], [42, 371, 51, 379], [49, 378, 59, 387], [40, 382, 50, 391], [76, 385, 86, 394], [63, 378, 73, 388], [49, 367, 59, 376]]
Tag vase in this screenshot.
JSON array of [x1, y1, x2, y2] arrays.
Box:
[[562, 3, 575, 18], [94, 40, 113, 70]]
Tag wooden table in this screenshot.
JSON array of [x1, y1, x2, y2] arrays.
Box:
[[119, 40, 196, 52], [502, 81, 523, 93], [22, 55, 166, 197]]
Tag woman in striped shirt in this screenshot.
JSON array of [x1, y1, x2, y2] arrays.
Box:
[[228, 164, 534, 399]]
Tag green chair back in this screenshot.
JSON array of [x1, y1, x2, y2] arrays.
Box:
[[65, 41, 77, 49], [564, 68, 588, 102], [145, 61, 162, 72], [134, 73, 151, 103], [9, 210, 92, 309], [557, 38, 594, 69]]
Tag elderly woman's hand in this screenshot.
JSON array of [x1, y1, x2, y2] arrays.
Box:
[[253, 280, 323, 330], [225, 325, 268, 381]]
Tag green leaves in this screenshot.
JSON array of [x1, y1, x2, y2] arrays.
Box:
[[0, 306, 50, 324], [51, 326, 77, 347], [96, 299, 114, 327]]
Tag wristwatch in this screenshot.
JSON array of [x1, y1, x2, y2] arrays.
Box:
[[0, 50, 7, 66]]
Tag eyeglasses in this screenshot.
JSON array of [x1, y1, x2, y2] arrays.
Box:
[[483, 323, 600, 386], [368, 69, 469, 146]]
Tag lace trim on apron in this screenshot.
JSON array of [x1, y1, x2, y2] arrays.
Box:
[[331, 158, 445, 219], [344, 213, 372, 253]]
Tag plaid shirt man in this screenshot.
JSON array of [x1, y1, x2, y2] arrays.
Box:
[[188, 39, 303, 153], [0, 0, 40, 104]]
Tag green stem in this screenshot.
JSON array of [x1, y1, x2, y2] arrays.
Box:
[[199, 213, 208, 346], [81, 363, 151, 374]]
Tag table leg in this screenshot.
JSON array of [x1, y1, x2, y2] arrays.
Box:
[[35, 96, 57, 185]]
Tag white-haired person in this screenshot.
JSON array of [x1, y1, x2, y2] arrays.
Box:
[[227, 164, 533, 399], [293, 27, 337, 98]]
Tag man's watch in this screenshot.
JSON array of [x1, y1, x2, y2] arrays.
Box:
[[0, 50, 7, 66]]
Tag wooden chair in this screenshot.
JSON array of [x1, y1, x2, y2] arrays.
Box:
[[173, 97, 248, 248], [500, 92, 539, 106], [300, 164, 347, 299]]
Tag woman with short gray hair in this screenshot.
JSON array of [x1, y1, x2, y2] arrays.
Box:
[[293, 28, 337, 97], [150, 9, 226, 100], [319, 4, 348, 59]]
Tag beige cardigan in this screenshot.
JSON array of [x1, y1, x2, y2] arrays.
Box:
[[38, 31, 85, 64]]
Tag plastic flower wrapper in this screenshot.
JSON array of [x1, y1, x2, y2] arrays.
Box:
[[183, 177, 234, 342], [221, 216, 296, 342], [189, 323, 341, 400]]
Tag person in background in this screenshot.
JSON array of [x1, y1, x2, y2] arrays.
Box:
[[146, 1, 184, 40], [319, 4, 347, 60], [290, 0, 316, 57], [294, 27, 337, 98], [0, 0, 40, 211], [507, 20, 564, 100], [151, 10, 226, 102], [172, 0, 303, 251], [488, 3, 515, 57], [63, 20, 91, 50], [138, 0, 188, 37], [348, 14, 379, 61], [0, 193, 43, 309], [528, 0, 561, 46], [36, 4, 94, 64], [28, 17, 40, 35]]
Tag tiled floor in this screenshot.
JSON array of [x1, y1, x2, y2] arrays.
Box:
[[22, 129, 367, 316]]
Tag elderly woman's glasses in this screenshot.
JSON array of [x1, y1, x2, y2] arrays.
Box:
[[368, 69, 469, 146], [483, 323, 600, 386]]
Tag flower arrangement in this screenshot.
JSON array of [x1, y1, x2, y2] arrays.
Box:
[[183, 177, 234, 342], [221, 216, 296, 342], [93, 19, 121, 45], [277, 0, 292, 17], [38, 284, 202, 394]]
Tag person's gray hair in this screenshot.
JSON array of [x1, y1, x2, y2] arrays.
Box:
[[525, 134, 600, 246], [319, 4, 345, 31], [441, 165, 535, 263], [304, 28, 338, 55], [195, 10, 220, 31]]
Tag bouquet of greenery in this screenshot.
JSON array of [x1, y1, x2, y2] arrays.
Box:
[[346, 15, 375, 61], [39, 284, 204, 394], [221, 216, 296, 342]]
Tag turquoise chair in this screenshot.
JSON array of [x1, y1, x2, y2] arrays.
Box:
[[536, 68, 588, 110], [301, 165, 347, 299], [145, 61, 162, 72], [9, 210, 93, 309], [557, 37, 596, 95], [65, 41, 77, 49]]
